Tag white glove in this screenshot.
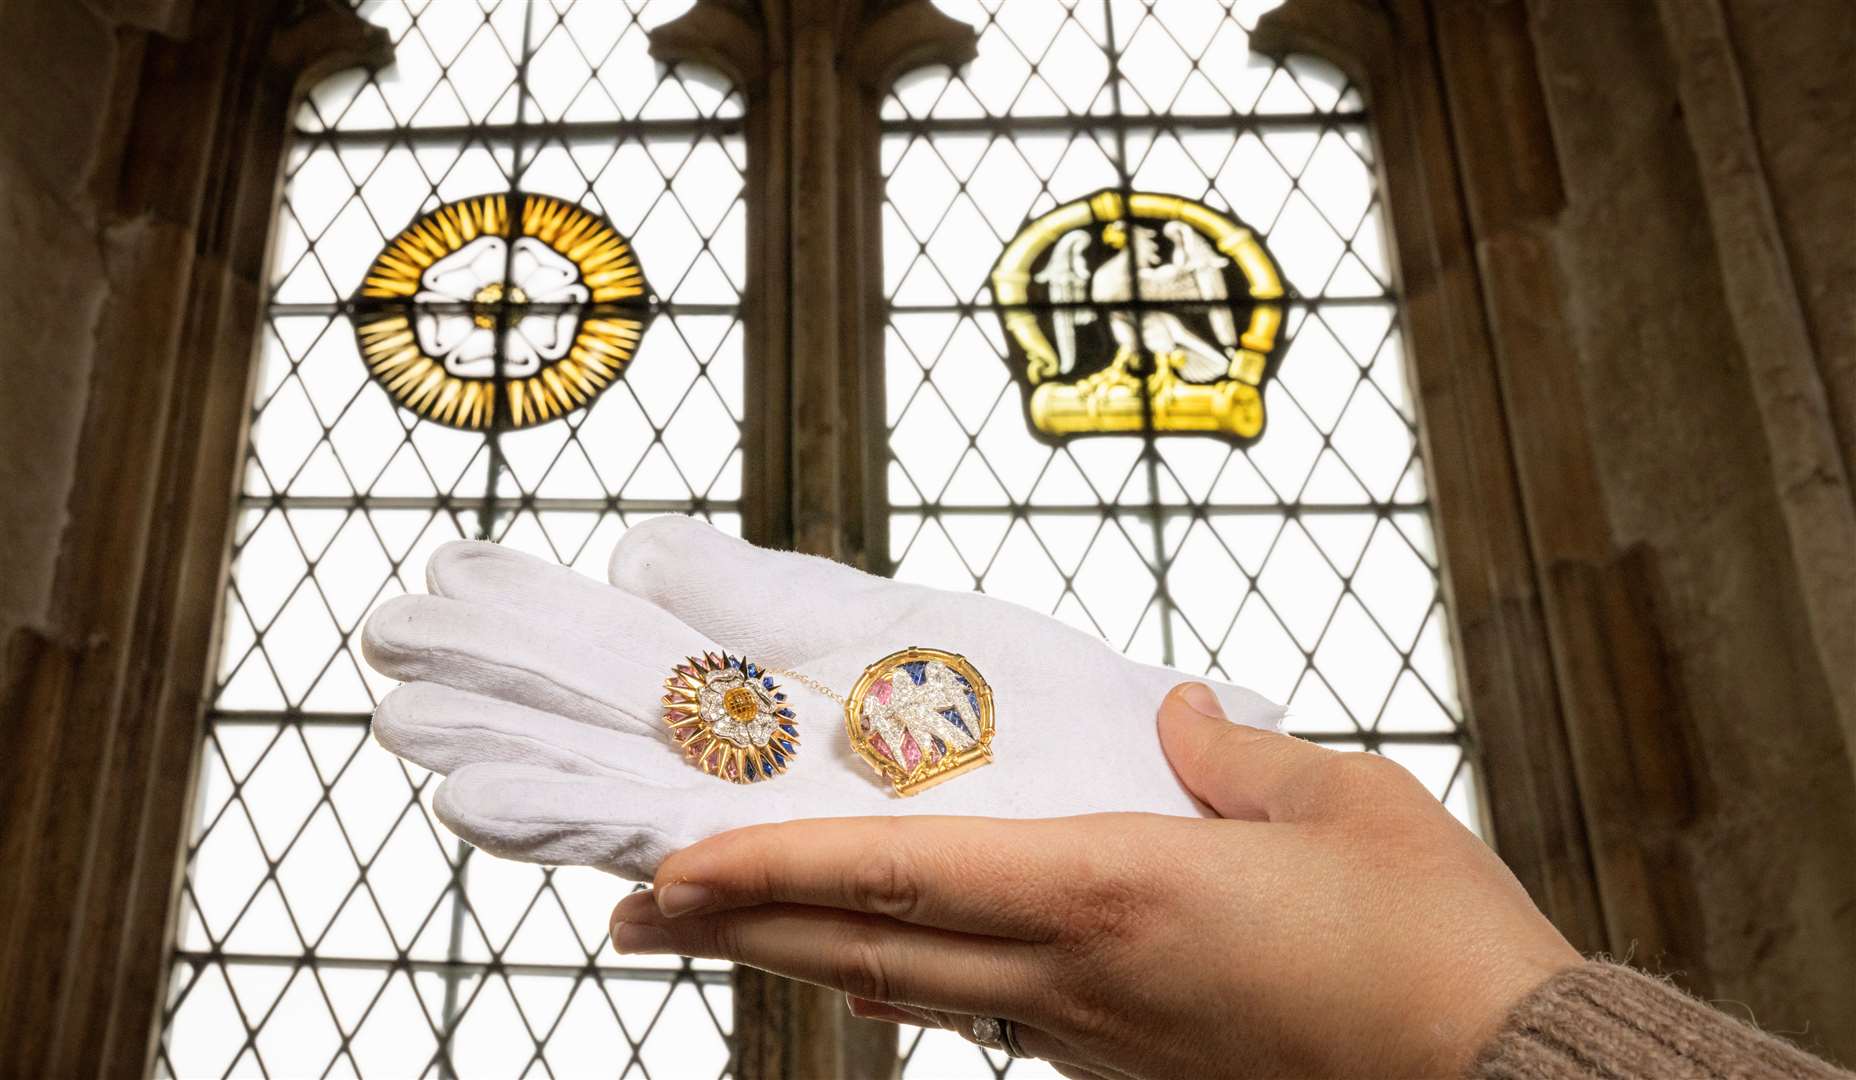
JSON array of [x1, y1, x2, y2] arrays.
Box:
[[361, 516, 1282, 879]]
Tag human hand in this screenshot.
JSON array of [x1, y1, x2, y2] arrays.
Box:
[[608, 683, 1580, 1080], [360, 516, 1281, 879]]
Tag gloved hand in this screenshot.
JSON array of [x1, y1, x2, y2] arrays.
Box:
[[361, 516, 1282, 879]]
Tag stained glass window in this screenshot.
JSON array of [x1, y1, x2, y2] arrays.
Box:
[[882, 3, 1474, 1073], [158, 2, 744, 1075]]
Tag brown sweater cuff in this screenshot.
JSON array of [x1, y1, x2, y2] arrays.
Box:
[[1469, 962, 1849, 1080]]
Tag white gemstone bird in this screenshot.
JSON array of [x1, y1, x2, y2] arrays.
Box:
[[864, 660, 982, 766]]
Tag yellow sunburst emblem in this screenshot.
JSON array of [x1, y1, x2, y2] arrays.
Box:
[[352, 193, 651, 430]]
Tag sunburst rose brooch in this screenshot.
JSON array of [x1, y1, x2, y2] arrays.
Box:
[[662, 653, 799, 783]]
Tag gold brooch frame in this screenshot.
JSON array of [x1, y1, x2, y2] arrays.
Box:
[[844, 646, 995, 797]]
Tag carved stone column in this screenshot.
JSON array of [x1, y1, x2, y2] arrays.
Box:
[[1253, 0, 1738, 1004], [651, 3, 975, 1076], [0, 3, 390, 1077], [1253, 0, 1614, 957]]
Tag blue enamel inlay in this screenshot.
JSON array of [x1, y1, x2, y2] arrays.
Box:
[[746, 663, 758, 677], [774, 692, 786, 702], [780, 723, 799, 737], [762, 676, 775, 689], [760, 758, 774, 777], [777, 708, 795, 719], [940, 707, 971, 736], [902, 660, 928, 684], [778, 738, 795, 754], [771, 749, 786, 766]]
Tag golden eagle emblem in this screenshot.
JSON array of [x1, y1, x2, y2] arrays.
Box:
[[992, 190, 1286, 442]]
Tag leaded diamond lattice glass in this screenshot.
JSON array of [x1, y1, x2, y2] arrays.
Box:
[[883, 4, 1476, 1074], [158, 2, 743, 1076]]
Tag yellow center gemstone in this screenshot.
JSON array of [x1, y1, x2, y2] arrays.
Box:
[[470, 281, 530, 329], [722, 686, 760, 723]]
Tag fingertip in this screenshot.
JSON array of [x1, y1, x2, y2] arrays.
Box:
[[1155, 682, 1224, 742], [424, 539, 496, 595], [607, 517, 892, 662], [369, 682, 497, 769], [607, 514, 713, 592], [650, 843, 694, 893], [611, 888, 658, 939], [1157, 680, 1287, 735], [429, 762, 539, 840], [608, 894, 675, 950], [428, 769, 472, 840], [425, 538, 564, 598], [654, 881, 716, 918], [1157, 682, 1300, 819], [612, 921, 675, 954], [1180, 682, 1226, 720], [650, 826, 746, 903], [368, 682, 423, 756], [358, 592, 428, 674]]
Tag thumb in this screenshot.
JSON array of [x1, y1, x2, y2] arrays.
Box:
[[1157, 683, 1333, 821]]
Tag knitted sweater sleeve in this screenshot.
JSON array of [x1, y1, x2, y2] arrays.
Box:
[[1470, 962, 1850, 1080]]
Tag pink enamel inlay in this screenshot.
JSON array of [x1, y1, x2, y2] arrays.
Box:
[[900, 734, 922, 770], [869, 680, 893, 705], [869, 733, 897, 763]]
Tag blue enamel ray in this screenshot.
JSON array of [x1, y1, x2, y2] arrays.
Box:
[[939, 707, 971, 736]]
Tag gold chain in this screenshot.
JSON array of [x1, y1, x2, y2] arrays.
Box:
[[775, 668, 846, 707]]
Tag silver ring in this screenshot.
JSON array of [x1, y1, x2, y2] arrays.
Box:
[[1000, 1017, 1030, 1058], [968, 1016, 1030, 1058]]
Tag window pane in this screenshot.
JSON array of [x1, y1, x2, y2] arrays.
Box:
[[160, 3, 740, 1077], [885, 6, 1472, 1072]]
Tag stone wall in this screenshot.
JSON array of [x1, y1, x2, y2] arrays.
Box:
[[0, 0, 131, 641], [1728, 0, 1856, 480], [1529, 0, 1855, 1063]]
